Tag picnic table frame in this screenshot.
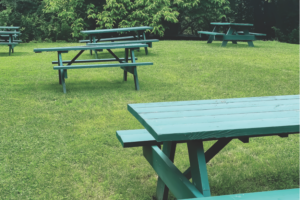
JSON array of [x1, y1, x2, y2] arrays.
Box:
[[118, 95, 299, 199], [34, 44, 153, 93], [198, 23, 266, 47], [81, 26, 153, 56], [0, 31, 21, 55]]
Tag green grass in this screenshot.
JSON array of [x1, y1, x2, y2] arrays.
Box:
[[0, 41, 299, 199]]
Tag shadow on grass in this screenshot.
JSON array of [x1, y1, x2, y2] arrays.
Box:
[[0, 51, 32, 57]]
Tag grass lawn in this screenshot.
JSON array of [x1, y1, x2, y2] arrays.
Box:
[[0, 40, 299, 199]]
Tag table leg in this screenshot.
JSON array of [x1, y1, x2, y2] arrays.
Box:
[[142, 32, 148, 55], [89, 36, 93, 55], [130, 49, 139, 90], [124, 48, 128, 81], [242, 28, 254, 47], [93, 36, 98, 58], [187, 141, 211, 197], [208, 26, 219, 43], [156, 142, 177, 200]]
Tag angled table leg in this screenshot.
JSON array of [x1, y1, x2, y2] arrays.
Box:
[[221, 26, 235, 47], [58, 52, 67, 93], [124, 48, 128, 81], [187, 140, 211, 197], [93, 36, 98, 58], [156, 142, 177, 200], [242, 28, 254, 47], [89, 35, 93, 55], [143, 145, 203, 199], [142, 31, 148, 55], [208, 26, 219, 43], [130, 49, 140, 90]]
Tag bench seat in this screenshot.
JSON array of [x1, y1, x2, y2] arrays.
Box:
[[79, 35, 143, 43], [52, 57, 137, 65], [53, 62, 153, 70], [116, 129, 162, 148], [198, 31, 225, 36], [237, 31, 266, 36], [179, 188, 299, 200], [87, 39, 159, 47]]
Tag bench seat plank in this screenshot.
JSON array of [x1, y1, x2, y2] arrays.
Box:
[[52, 57, 137, 64], [34, 44, 148, 53], [81, 26, 153, 34], [116, 129, 162, 148], [53, 62, 153, 70], [237, 31, 267, 36], [79, 35, 143, 43], [87, 39, 159, 46], [198, 31, 225, 36], [179, 188, 299, 200]]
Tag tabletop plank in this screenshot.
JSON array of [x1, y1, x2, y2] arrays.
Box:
[[0, 26, 20, 30], [210, 23, 253, 26], [0, 31, 21, 35], [81, 26, 153, 34], [33, 44, 148, 52], [128, 95, 299, 142]]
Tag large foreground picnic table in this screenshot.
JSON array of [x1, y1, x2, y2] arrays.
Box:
[[81, 26, 154, 55], [117, 95, 299, 199], [0, 31, 21, 55], [198, 23, 266, 47], [34, 44, 153, 93]]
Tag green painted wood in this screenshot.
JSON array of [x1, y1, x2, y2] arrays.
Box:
[[116, 129, 161, 148], [237, 31, 266, 36], [87, 39, 159, 46], [0, 26, 20, 30], [52, 57, 137, 64], [210, 22, 253, 26], [179, 188, 299, 200], [130, 49, 140, 90], [187, 141, 211, 197], [53, 62, 152, 70], [33, 44, 148, 53], [143, 145, 203, 199], [127, 95, 299, 142], [79, 35, 144, 43], [81, 26, 153, 35], [0, 31, 21, 35], [223, 35, 255, 41], [156, 142, 177, 200], [198, 31, 225, 36]]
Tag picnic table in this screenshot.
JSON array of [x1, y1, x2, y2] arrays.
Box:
[[0, 31, 21, 55], [34, 44, 153, 93], [81, 26, 154, 55], [198, 23, 266, 47], [117, 95, 299, 199]]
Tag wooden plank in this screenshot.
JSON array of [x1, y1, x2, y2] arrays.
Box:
[[53, 62, 153, 70], [143, 145, 203, 199], [87, 39, 159, 45], [178, 188, 299, 200], [52, 57, 137, 64], [33, 44, 148, 52], [116, 129, 161, 148], [197, 31, 225, 36], [81, 26, 153, 34], [223, 35, 255, 41], [210, 23, 253, 26], [131, 98, 298, 113], [128, 95, 299, 108]]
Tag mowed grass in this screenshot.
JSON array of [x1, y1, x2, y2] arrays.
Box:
[[0, 41, 299, 199]]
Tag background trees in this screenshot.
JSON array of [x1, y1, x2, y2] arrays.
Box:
[[0, 0, 298, 44]]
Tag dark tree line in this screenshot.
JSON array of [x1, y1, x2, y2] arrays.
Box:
[[0, 0, 298, 44]]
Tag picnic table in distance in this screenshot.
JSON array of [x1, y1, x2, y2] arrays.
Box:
[[198, 22, 266, 47], [80, 26, 156, 56], [117, 95, 299, 200], [33, 44, 153, 93], [0, 31, 21, 55]]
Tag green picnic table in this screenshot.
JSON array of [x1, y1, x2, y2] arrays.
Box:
[[34, 44, 153, 93], [0, 31, 21, 55], [81, 26, 154, 56], [117, 95, 299, 199], [198, 23, 266, 47]]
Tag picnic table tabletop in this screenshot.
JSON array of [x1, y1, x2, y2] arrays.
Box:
[[33, 43, 148, 53], [210, 22, 253, 26], [0, 31, 21, 35], [0, 26, 20, 30], [128, 95, 299, 142], [81, 26, 153, 35]]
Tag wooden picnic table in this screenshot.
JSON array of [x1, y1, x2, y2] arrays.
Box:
[[0, 31, 21, 55], [81, 26, 154, 55], [117, 95, 299, 199], [33, 44, 153, 93], [198, 22, 266, 47]]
